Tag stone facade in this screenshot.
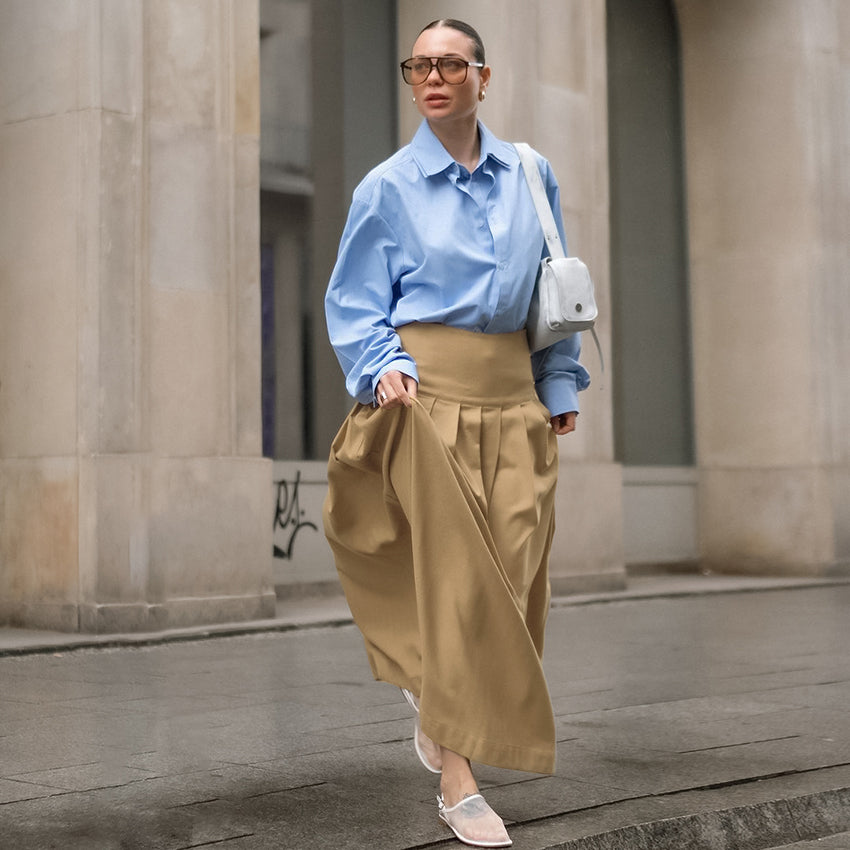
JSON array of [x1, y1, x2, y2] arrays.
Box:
[[0, 0, 274, 632], [1, 1, 848, 633], [675, 0, 850, 575]]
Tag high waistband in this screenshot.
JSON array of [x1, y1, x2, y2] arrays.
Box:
[[397, 323, 535, 406]]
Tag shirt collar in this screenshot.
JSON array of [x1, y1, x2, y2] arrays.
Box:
[[410, 120, 515, 177]]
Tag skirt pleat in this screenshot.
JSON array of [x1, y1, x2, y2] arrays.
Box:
[[323, 323, 559, 774]]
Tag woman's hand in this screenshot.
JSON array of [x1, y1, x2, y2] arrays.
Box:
[[550, 411, 577, 435], [376, 371, 418, 409]]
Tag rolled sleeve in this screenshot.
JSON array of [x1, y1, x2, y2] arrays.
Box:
[[324, 199, 416, 405], [531, 334, 591, 416]]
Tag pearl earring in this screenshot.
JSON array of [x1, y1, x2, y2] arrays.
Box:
[[412, 96, 416, 103]]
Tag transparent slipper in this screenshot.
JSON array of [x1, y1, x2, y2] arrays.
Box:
[[437, 794, 512, 848], [400, 688, 442, 773]]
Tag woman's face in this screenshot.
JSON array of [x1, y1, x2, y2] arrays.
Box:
[[409, 26, 490, 128]]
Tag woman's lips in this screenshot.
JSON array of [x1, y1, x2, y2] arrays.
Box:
[[425, 93, 449, 103]]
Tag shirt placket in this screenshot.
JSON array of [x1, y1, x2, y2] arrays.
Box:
[[449, 165, 499, 330], [479, 165, 512, 331]]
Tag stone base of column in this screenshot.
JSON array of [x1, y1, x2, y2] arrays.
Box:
[[549, 460, 626, 594], [0, 455, 275, 634], [0, 602, 80, 633], [0, 592, 277, 635], [78, 593, 278, 634], [699, 466, 847, 576]]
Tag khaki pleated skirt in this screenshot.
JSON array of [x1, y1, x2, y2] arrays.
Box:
[[323, 323, 559, 774]]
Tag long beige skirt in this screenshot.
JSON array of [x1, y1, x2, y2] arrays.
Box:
[[323, 323, 559, 774]]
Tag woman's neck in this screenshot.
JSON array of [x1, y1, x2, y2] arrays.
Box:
[[428, 116, 481, 173]]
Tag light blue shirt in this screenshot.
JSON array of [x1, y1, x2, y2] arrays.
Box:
[[324, 120, 590, 415]]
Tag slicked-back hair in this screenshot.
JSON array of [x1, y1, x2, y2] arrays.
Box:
[[418, 19, 486, 64]]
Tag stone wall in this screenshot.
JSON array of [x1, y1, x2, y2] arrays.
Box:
[[3, 0, 848, 633], [0, 0, 274, 632], [676, 0, 850, 575]]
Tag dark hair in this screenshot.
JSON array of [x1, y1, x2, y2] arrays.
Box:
[[419, 19, 485, 64]]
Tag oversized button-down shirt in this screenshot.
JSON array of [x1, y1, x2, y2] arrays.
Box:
[[324, 120, 590, 415]]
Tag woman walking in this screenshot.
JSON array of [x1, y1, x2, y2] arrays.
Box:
[[323, 19, 589, 847]]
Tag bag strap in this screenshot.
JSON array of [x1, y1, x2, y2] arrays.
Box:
[[514, 142, 565, 259], [515, 142, 605, 373]]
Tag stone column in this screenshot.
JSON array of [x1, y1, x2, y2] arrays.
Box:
[[397, 1, 625, 593], [675, 0, 850, 574], [0, 0, 274, 631]]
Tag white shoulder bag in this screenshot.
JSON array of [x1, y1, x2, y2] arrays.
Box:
[[515, 142, 601, 361]]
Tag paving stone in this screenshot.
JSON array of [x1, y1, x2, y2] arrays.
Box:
[[772, 832, 850, 849], [480, 774, 639, 823], [789, 787, 850, 839], [0, 584, 848, 849], [0, 777, 63, 804], [5, 762, 155, 793]]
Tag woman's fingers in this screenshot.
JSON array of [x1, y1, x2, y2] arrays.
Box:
[[402, 374, 418, 400], [376, 371, 418, 409], [550, 411, 577, 435]]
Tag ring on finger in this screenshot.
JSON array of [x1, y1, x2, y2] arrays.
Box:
[[380, 391, 388, 401]]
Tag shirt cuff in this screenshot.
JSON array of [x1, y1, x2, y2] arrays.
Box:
[[535, 375, 580, 418]]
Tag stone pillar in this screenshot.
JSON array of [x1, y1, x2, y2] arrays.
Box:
[[397, 1, 625, 593], [0, 0, 274, 631], [675, 0, 850, 574]]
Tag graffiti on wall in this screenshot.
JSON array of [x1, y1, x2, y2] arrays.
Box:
[[273, 470, 318, 559]]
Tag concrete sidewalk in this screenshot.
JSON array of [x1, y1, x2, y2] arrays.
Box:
[[1, 576, 849, 849]]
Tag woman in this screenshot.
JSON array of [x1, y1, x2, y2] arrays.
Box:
[[323, 19, 589, 848]]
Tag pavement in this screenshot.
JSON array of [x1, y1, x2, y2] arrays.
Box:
[[1, 573, 850, 849]]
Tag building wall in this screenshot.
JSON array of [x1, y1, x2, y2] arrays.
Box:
[[2, 1, 848, 633], [675, 0, 850, 575], [0, 0, 274, 632]]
